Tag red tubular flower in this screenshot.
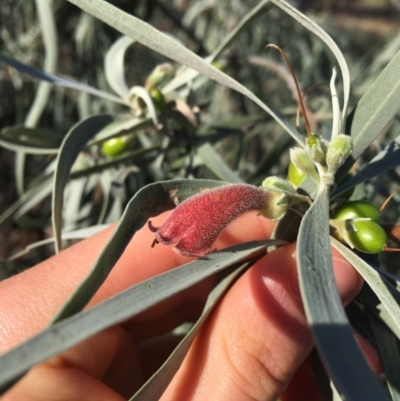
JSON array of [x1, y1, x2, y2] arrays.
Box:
[[148, 183, 280, 257]]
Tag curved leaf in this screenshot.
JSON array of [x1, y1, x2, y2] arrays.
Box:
[[52, 115, 115, 252], [104, 35, 134, 98], [0, 239, 279, 395], [297, 188, 389, 400]]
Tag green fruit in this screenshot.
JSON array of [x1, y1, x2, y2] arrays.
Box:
[[333, 200, 380, 223], [102, 136, 130, 157], [150, 89, 165, 113], [347, 220, 387, 254], [288, 161, 307, 187]]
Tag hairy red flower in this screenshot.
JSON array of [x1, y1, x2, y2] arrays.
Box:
[[148, 183, 277, 257]]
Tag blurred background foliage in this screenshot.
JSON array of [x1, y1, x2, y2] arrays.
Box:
[[0, 0, 399, 275]]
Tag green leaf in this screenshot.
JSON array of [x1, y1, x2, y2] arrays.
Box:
[[87, 115, 151, 146], [65, 0, 305, 147], [0, 239, 279, 395], [347, 50, 400, 160], [197, 142, 243, 183], [297, 188, 389, 400], [52, 115, 115, 252], [0, 52, 125, 104], [367, 307, 400, 401], [0, 173, 53, 225], [104, 35, 134, 98], [25, 0, 57, 128], [209, 0, 271, 62], [333, 137, 400, 199], [0, 126, 63, 154], [331, 237, 400, 336], [7, 225, 110, 263]]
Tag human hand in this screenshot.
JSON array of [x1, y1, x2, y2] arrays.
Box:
[[0, 211, 369, 401]]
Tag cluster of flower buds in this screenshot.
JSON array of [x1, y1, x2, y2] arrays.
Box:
[[294, 133, 353, 186]]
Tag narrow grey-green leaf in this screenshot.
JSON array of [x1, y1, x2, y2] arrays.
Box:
[[331, 237, 400, 336], [71, 147, 159, 179], [131, 262, 251, 401], [347, 50, 400, 160], [0, 53, 125, 104], [52, 115, 115, 252], [0, 173, 53, 224], [25, 0, 57, 128], [104, 35, 134, 98], [65, 0, 305, 147], [197, 142, 243, 183], [269, 0, 350, 121], [297, 188, 389, 400], [210, 0, 271, 62], [0, 240, 278, 395], [51, 179, 227, 323], [0, 126, 63, 154], [333, 137, 400, 199], [367, 307, 400, 401], [88, 115, 151, 146], [7, 225, 110, 262]]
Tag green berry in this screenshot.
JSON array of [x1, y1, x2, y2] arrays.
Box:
[[102, 136, 130, 157], [347, 220, 387, 254], [333, 200, 380, 223], [288, 161, 307, 187]]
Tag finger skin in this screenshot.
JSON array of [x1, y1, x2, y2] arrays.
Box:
[[161, 243, 364, 401]]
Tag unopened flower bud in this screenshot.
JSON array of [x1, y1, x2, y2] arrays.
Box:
[[262, 176, 296, 193], [144, 63, 174, 90], [290, 148, 319, 184], [326, 134, 352, 173], [306, 134, 328, 166]]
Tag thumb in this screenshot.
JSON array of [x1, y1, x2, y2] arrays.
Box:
[[161, 243, 363, 401]]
